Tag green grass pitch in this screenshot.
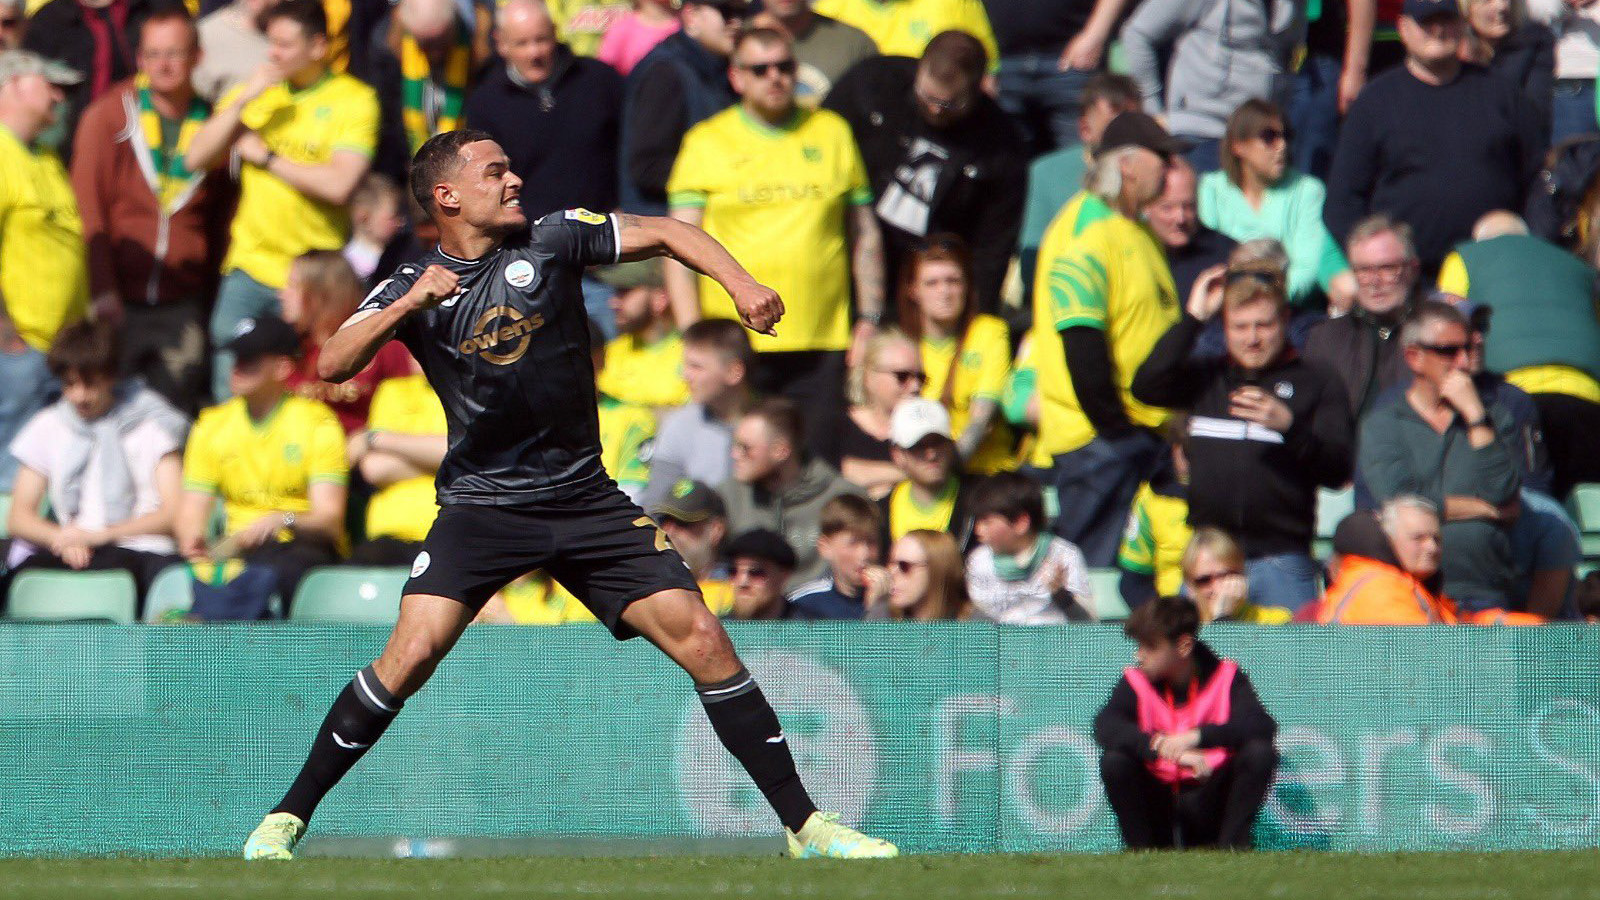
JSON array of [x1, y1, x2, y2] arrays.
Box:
[[0, 852, 1594, 900]]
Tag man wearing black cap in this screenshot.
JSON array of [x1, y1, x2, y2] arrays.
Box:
[[175, 314, 349, 605], [724, 528, 798, 619], [649, 479, 733, 614], [617, 0, 746, 215], [1324, 0, 1542, 275], [1024, 110, 1183, 567]]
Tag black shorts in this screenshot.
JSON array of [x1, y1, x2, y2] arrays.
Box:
[[403, 480, 700, 638]]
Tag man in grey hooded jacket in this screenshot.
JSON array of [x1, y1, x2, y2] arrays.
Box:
[[1119, 0, 1305, 172]]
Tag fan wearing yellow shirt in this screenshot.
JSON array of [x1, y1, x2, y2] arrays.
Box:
[[596, 258, 689, 410], [666, 27, 885, 409], [896, 234, 1014, 475], [812, 0, 996, 63], [185, 0, 378, 402], [176, 315, 349, 604], [1028, 111, 1182, 567], [0, 51, 87, 486], [1116, 418, 1192, 608], [346, 369, 447, 566]]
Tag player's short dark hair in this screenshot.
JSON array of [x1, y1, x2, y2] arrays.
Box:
[[138, 5, 198, 51], [410, 128, 496, 214], [969, 471, 1045, 534], [745, 396, 804, 455], [46, 319, 120, 381], [682, 318, 754, 372], [920, 30, 986, 89], [819, 493, 882, 542], [1123, 595, 1202, 645], [1081, 73, 1140, 114], [260, 0, 328, 38]]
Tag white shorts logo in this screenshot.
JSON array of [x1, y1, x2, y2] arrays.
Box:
[[505, 260, 535, 289], [411, 551, 431, 578]]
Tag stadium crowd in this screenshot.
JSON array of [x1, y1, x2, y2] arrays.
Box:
[[5, 0, 1600, 627]]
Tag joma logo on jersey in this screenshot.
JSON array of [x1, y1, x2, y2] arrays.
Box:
[[459, 306, 545, 365]]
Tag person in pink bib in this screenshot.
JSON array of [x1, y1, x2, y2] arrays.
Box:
[[1093, 594, 1278, 849]]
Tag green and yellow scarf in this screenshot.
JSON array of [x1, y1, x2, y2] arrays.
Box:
[[136, 74, 209, 210], [400, 26, 472, 154]]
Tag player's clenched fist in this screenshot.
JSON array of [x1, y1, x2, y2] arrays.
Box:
[[731, 282, 784, 336], [405, 265, 461, 310]]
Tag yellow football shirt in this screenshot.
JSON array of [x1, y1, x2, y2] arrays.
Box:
[[1029, 192, 1178, 464], [812, 0, 998, 64], [183, 394, 349, 541], [920, 313, 1013, 474], [0, 125, 87, 351], [364, 375, 446, 543], [887, 479, 958, 540], [597, 395, 656, 494], [220, 72, 378, 289], [597, 331, 689, 408], [667, 106, 871, 353], [1116, 482, 1191, 598], [544, 0, 631, 57]]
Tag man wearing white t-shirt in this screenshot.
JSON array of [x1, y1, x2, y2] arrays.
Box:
[[4, 320, 189, 608]]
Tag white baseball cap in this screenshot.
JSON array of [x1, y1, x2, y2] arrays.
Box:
[[889, 398, 953, 449]]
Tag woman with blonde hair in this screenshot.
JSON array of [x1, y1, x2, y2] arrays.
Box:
[[1180, 528, 1291, 623], [814, 327, 924, 498], [867, 529, 968, 620], [280, 250, 414, 433], [896, 234, 1014, 474]]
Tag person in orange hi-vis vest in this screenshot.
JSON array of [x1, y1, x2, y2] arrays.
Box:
[[1093, 595, 1278, 849]]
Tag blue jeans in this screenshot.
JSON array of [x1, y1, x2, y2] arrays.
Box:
[[996, 54, 1091, 155], [1181, 137, 1222, 176], [1034, 430, 1161, 567], [1289, 53, 1342, 182], [0, 345, 54, 487], [1245, 552, 1322, 612], [209, 269, 283, 402], [1551, 79, 1598, 145]]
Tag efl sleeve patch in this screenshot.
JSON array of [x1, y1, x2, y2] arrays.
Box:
[[565, 208, 608, 225]]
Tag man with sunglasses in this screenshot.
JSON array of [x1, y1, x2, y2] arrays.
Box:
[[724, 528, 799, 619], [666, 26, 883, 408], [618, 0, 746, 216], [1357, 300, 1522, 609]]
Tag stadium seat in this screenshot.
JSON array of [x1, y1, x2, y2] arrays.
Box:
[[0, 493, 9, 539], [1565, 483, 1600, 559], [6, 570, 137, 623], [290, 567, 408, 623], [143, 564, 195, 623], [1088, 567, 1130, 621], [1313, 486, 1354, 561]]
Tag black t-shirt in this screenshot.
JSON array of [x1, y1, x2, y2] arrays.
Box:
[[357, 209, 621, 506]]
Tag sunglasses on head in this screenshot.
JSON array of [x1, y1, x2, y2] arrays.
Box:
[[740, 59, 797, 77], [1225, 268, 1284, 288]]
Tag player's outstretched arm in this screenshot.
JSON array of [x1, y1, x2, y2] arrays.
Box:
[[319, 265, 460, 383], [614, 213, 784, 336]]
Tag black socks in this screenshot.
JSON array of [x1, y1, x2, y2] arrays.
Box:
[[696, 668, 817, 832], [273, 665, 402, 823]]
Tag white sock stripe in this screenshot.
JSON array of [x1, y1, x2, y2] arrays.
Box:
[[354, 670, 397, 713], [698, 676, 754, 698]]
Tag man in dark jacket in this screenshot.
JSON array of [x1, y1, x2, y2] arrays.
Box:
[[1094, 595, 1277, 850], [1303, 214, 1421, 420], [617, 0, 744, 215], [822, 30, 1026, 316], [464, 0, 622, 218], [1133, 261, 1353, 611]]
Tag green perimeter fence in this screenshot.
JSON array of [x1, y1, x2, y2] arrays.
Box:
[[0, 622, 1596, 855]]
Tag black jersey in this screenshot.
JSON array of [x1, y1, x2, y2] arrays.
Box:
[[357, 208, 621, 506]]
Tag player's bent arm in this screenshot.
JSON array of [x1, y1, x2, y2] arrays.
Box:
[[295, 481, 349, 544], [322, 265, 458, 382], [615, 213, 783, 335], [663, 206, 706, 331]]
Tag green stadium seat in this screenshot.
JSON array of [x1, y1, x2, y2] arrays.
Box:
[[143, 564, 194, 622], [0, 493, 9, 539], [1565, 483, 1600, 559], [7, 569, 137, 623], [1313, 486, 1355, 561], [1088, 567, 1130, 621], [290, 567, 408, 623]]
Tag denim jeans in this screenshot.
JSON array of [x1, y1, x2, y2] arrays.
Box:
[[996, 54, 1092, 155], [0, 345, 53, 487], [1181, 137, 1222, 176], [1035, 430, 1162, 567], [1289, 53, 1342, 182], [1244, 552, 1322, 612], [209, 269, 283, 402], [1551, 78, 1598, 145]]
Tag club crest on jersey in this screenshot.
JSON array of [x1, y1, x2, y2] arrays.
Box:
[[458, 305, 545, 365], [505, 259, 536, 289], [564, 208, 607, 225]]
